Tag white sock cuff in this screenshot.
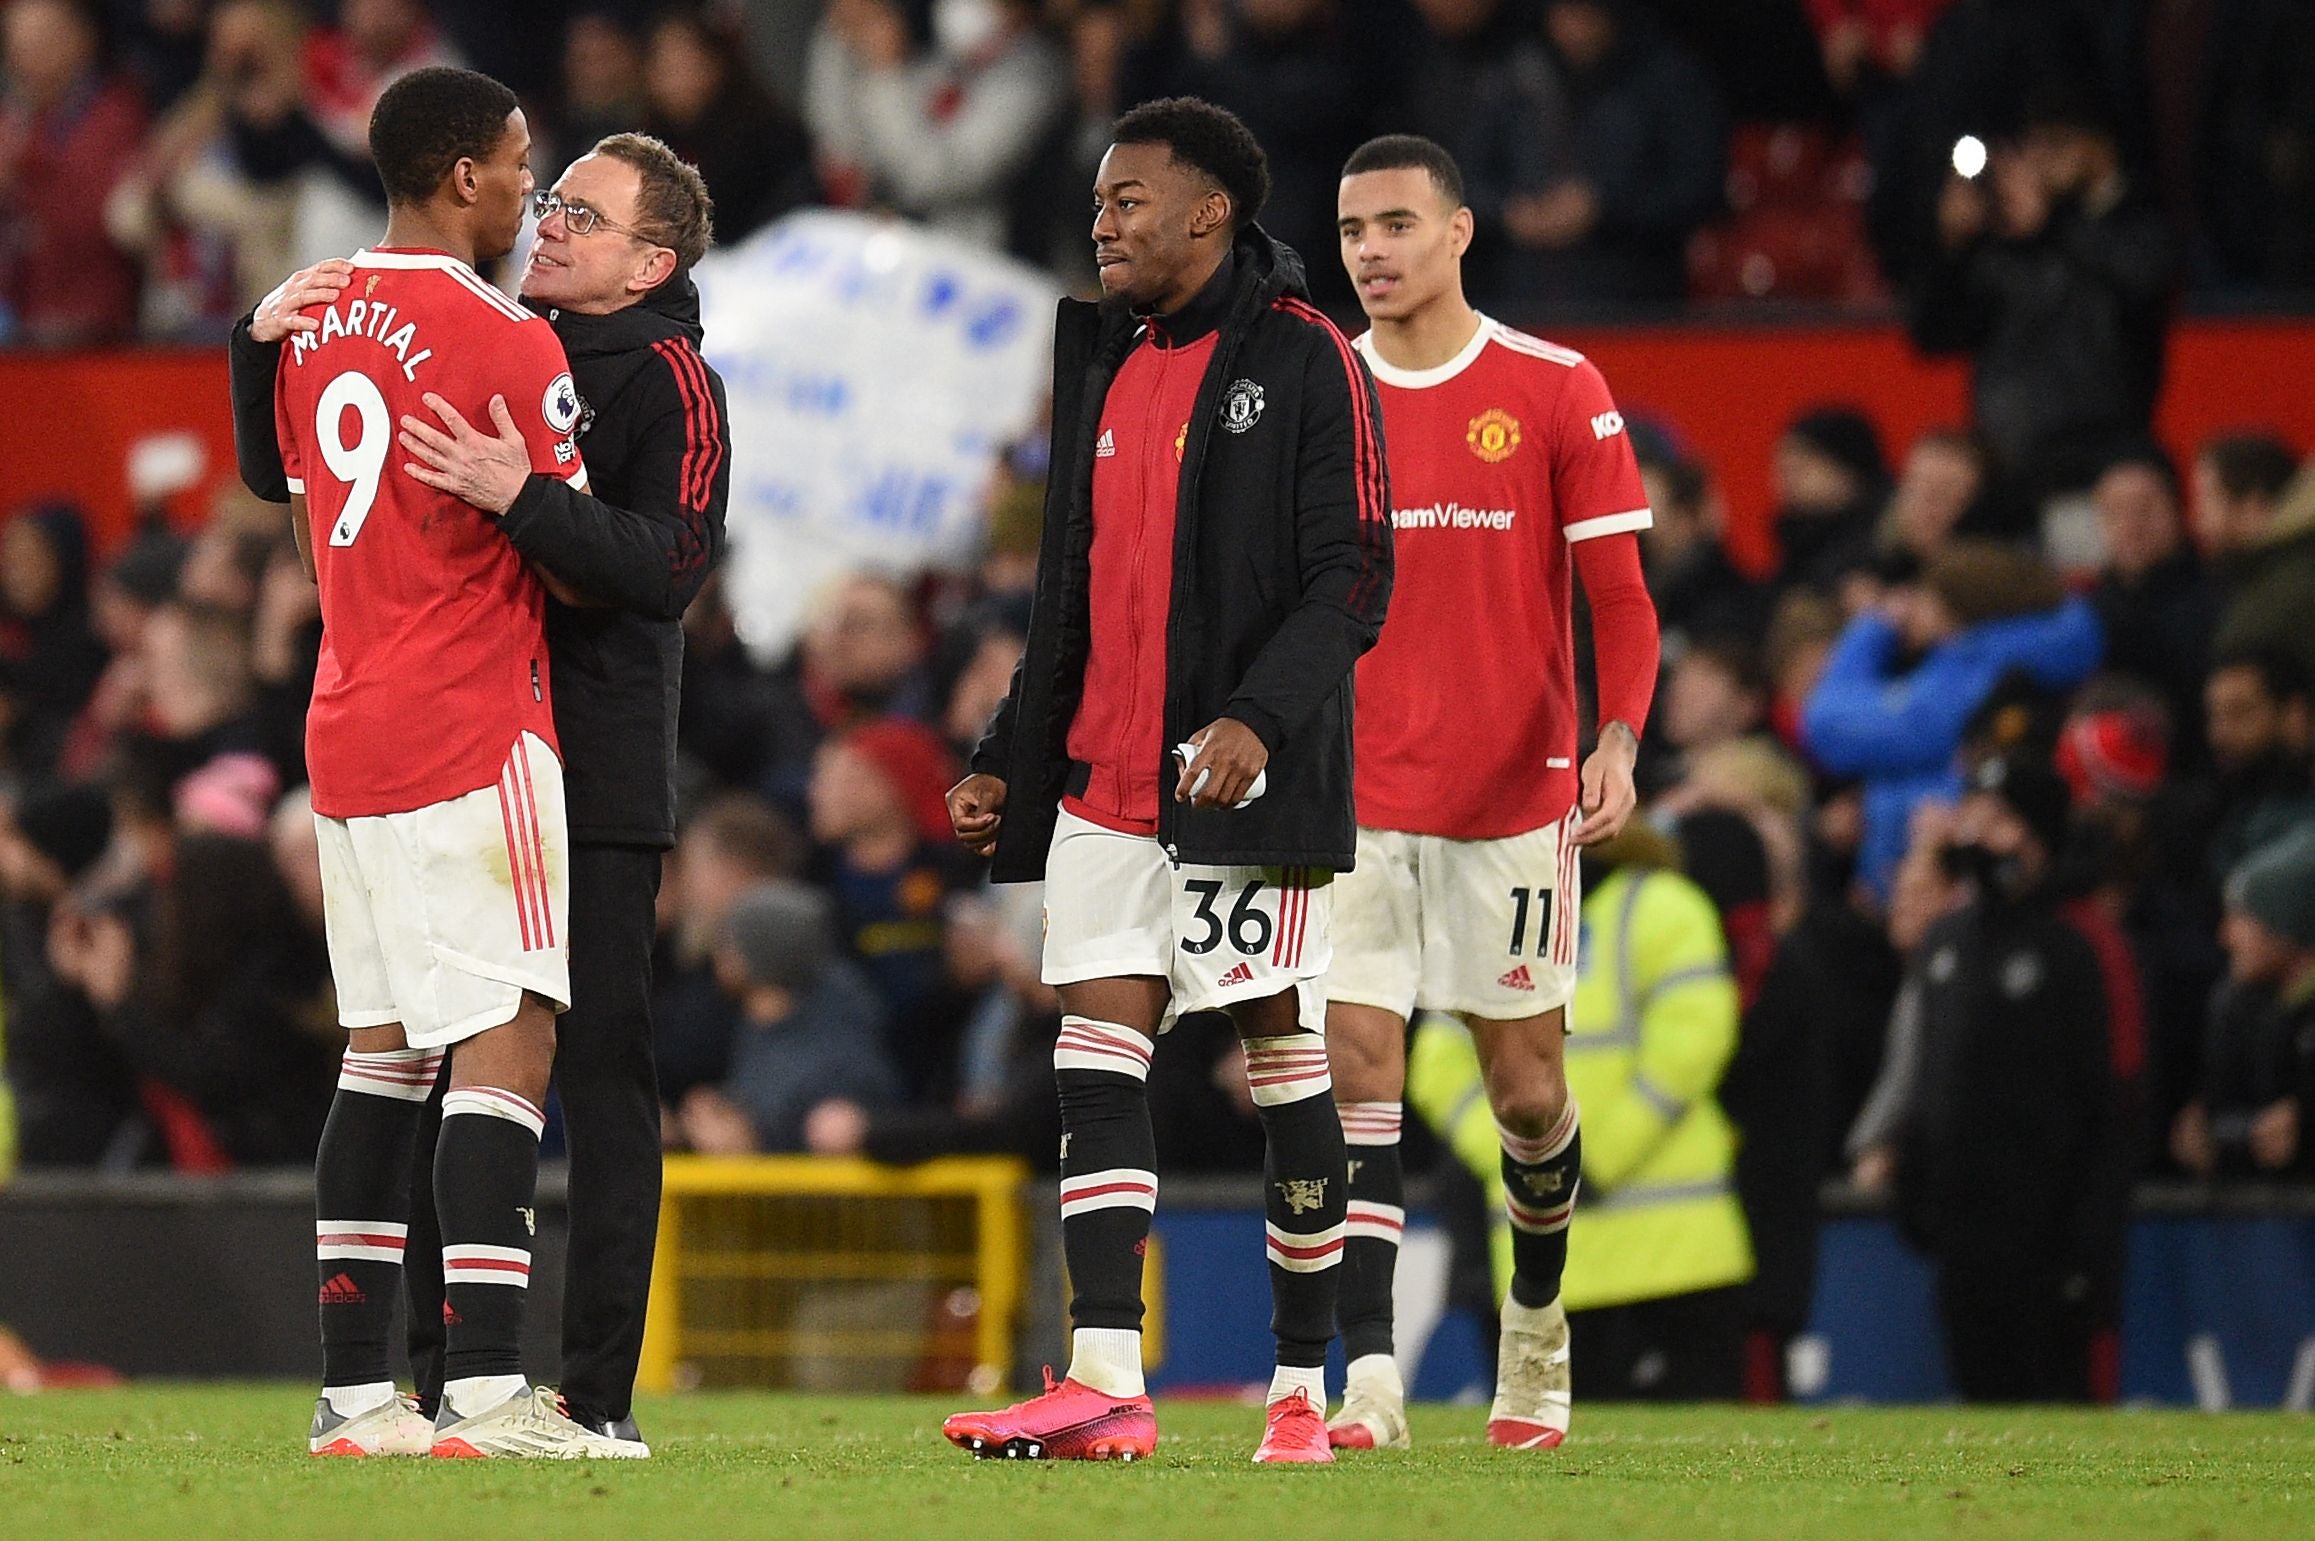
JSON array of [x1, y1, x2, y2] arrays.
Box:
[[322, 1380, 398, 1418], [337, 1047, 445, 1102], [1345, 1201, 1406, 1243], [1499, 1098, 1579, 1165], [316, 1219, 409, 1263], [1068, 1327, 1146, 1397], [1265, 1219, 1346, 1273], [1338, 1099, 1403, 1145], [1244, 1032, 1332, 1107], [442, 1243, 533, 1287], [1054, 1017, 1156, 1081], [1267, 1363, 1327, 1408], [1059, 1167, 1158, 1219], [443, 1373, 528, 1418], [441, 1085, 546, 1138]]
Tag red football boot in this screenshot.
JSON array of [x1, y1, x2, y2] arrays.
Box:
[[1252, 1389, 1334, 1464], [942, 1369, 1157, 1461]]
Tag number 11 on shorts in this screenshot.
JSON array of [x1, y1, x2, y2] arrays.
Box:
[[1507, 886, 1554, 957]]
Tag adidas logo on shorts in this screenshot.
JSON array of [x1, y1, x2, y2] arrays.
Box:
[[1217, 961, 1256, 988], [1095, 428, 1117, 458], [1497, 964, 1535, 991]]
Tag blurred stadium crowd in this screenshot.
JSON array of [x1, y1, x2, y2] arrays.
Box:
[[0, 0, 2311, 342], [3, 0, 2315, 1399]]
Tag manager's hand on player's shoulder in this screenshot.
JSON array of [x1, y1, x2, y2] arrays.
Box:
[[399, 393, 531, 516], [248, 259, 354, 343], [948, 773, 1007, 856], [1573, 720, 1639, 847], [1177, 718, 1267, 809]]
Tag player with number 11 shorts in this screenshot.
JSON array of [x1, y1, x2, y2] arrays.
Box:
[[1322, 134, 1663, 1453]]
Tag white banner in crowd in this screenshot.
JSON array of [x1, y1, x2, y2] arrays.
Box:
[[694, 210, 1060, 658]]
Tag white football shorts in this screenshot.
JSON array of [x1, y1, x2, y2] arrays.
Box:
[[316, 731, 572, 1049], [1327, 811, 1581, 1022], [1041, 807, 1332, 1032]]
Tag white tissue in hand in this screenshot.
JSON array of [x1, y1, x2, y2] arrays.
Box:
[[1176, 741, 1266, 808]]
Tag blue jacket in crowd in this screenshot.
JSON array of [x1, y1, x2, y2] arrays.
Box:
[[1802, 598, 2105, 897]]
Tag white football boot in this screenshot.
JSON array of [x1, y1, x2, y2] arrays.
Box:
[[1487, 1296, 1572, 1449], [309, 1392, 435, 1456], [1326, 1354, 1412, 1450], [429, 1385, 651, 1460]]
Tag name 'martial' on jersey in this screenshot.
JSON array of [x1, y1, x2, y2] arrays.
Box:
[[288, 292, 434, 380]]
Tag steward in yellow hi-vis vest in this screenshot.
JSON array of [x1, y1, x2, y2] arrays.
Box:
[[1411, 825, 1753, 1397]]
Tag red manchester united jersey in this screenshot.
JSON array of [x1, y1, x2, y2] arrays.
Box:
[[1065, 324, 1219, 835], [276, 248, 587, 819], [1351, 316, 1650, 839]]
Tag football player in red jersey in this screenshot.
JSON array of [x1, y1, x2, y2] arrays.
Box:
[[1323, 135, 1662, 1451], [276, 66, 631, 1461]]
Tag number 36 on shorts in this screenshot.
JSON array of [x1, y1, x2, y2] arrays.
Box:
[[1171, 866, 1330, 986], [1037, 810, 1333, 1021], [1163, 863, 1332, 1016]]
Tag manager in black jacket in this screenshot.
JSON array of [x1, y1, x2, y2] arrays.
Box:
[[229, 134, 730, 1453], [941, 98, 1392, 1463]]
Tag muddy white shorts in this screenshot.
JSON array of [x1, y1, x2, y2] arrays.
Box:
[[1327, 812, 1580, 1022], [315, 731, 571, 1049], [1040, 808, 1332, 1032]]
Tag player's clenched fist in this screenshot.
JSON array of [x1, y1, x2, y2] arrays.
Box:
[[948, 773, 1007, 856], [1572, 720, 1639, 847], [248, 259, 355, 343], [1175, 717, 1267, 809]]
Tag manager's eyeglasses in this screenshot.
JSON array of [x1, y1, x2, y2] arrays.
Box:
[[533, 189, 656, 242]]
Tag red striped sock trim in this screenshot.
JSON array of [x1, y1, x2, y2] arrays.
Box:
[[1505, 1192, 1577, 1234], [1053, 1017, 1156, 1081], [1500, 1101, 1579, 1166], [442, 1244, 533, 1285], [441, 1086, 546, 1137], [1338, 1100, 1403, 1145], [1344, 1202, 1406, 1241], [1265, 1220, 1347, 1272], [1058, 1167, 1158, 1218]]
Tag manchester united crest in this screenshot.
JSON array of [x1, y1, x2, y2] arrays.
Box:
[[1467, 407, 1522, 463], [1220, 378, 1266, 433], [1276, 1178, 1328, 1215]]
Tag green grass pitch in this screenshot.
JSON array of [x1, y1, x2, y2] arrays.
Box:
[[2, 1387, 2307, 1540]]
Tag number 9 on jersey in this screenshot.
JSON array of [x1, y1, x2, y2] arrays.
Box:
[[316, 370, 392, 546]]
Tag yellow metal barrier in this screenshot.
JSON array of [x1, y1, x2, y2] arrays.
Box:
[[638, 1155, 1029, 1396]]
